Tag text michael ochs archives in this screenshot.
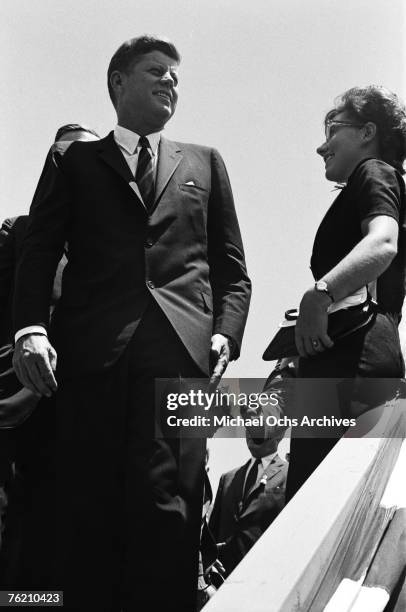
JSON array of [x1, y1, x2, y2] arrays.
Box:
[[164, 389, 357, 429]]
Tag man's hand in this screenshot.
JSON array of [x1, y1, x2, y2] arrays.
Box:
[[211, 558, 226, 577], [295, 288, 334, 358], [209, 334, 231, 391], [13, 334, 58, 397]]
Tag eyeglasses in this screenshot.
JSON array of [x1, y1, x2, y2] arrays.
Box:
[[325, 120, 364, 141]]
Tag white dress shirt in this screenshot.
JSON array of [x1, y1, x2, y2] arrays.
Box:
[[114, 124, 160, 178], [15, 126, 161, 343]]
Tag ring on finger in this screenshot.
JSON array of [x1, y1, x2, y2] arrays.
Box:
[[312, 339, 319, 348]]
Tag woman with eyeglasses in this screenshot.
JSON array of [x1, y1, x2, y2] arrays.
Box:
[[286, 85, 406, 500]]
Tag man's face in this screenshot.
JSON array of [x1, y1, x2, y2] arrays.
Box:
[[246, 434, 278, 459], [114, 50, 179, 133]]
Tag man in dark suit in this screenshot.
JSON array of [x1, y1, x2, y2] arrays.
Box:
[[209, 433, 288, 578], [13, 36, 251, 611]]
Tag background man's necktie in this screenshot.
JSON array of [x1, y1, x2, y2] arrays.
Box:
[[243, 458, 262, 501], [136, 136, 155, 211]]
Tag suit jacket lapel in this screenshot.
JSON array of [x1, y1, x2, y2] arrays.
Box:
[[244, 455, 285, 502], [262, 455, 285, 487], [97, 132, 147, 212], [154, 137, 182, 207]]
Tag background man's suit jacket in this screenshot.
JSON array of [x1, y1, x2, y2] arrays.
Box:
[[209, 455, 288, 576], [14, 133, 251, 377]]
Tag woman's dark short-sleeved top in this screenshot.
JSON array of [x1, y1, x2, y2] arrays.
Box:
[[311, 158, 406, 317]]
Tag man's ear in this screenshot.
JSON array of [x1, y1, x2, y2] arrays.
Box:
[[110, 70, 124, 97], [361, 121, 377, 144]]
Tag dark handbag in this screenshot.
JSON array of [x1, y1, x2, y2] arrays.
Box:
[[0, 344, 39, 429], [263, 300, 377, 361]]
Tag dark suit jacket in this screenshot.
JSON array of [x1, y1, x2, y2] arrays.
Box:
[[209, 455, 287, 575], [14, 133, 251, 377]]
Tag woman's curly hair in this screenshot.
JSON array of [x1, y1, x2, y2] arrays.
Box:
[[326, 85, 406, 174]]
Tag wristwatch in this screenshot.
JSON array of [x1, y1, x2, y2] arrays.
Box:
[[314, 279, 334, 302]]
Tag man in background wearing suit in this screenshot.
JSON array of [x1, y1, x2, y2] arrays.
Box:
[[209, 430, 288, 578], [13, 36, 251, 611], [0, 124, 99, 585]]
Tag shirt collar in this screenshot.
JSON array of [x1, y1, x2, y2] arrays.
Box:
[[114, 125, 161, 156], [261, 452, 278, 470], [250, 451, 278, 471], [347, 157, 378, 186]]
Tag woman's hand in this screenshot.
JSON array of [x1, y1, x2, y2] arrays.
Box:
[[295, 288, 334, 357]]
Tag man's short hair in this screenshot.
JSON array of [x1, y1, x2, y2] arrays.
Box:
[[54, 124, 100, 143], [107, 35, 181, 107]]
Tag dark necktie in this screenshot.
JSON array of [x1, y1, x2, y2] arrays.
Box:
[[243, 458, 262, 501], [135, 136, 155, 211]]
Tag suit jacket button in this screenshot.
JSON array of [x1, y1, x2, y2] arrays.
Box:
[[146, 280, 155, 290], [145, 238, 154, 248]]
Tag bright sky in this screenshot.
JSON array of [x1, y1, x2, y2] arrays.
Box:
[[1, 0, 405, 486]]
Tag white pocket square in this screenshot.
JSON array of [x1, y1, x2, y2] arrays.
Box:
[[185, 181, 195, 185]]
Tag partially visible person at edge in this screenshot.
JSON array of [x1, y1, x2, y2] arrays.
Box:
[[0, 124, 100, 583], [286, 86, 406, 501]]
